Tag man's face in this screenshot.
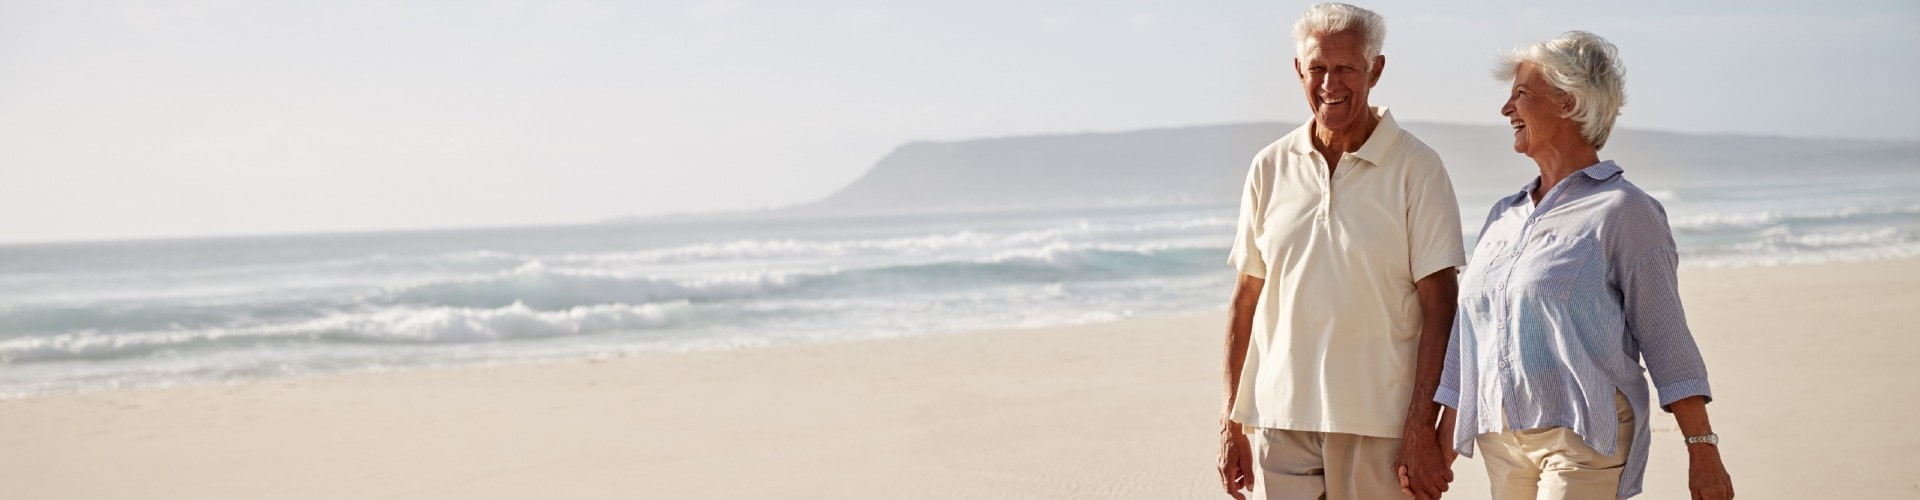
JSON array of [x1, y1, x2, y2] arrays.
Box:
[[1294, 29, 1383, 136]]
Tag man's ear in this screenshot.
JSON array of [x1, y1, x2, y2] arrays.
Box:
[[1368, 55, 1386, 87], [1294, 58, 1304, 80]]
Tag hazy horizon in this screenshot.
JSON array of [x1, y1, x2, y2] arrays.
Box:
[[4, 0, 1917, 243]]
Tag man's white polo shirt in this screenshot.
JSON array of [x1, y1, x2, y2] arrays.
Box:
[[1228, 107, 1466, 438]]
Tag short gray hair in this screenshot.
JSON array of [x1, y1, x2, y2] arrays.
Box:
[[1496, 31, 1627, 150], [1292, 3, 1386, 66]]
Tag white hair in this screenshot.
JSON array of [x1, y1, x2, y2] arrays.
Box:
[[1495, 31, 1627, 150], [1292, 3, 1386, 67]]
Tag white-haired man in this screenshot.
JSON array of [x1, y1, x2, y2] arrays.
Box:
[[1216, 4, 1463, 499]]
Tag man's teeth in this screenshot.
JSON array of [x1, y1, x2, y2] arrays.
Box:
[[1323, 97, 1346, 105]]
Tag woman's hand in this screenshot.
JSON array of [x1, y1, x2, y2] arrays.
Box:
[[1218, 422, 1255, 499], [1667, 396, 1731, 499], [1688, 443, 1734, 499]]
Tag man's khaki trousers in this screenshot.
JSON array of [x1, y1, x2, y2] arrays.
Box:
[[1246, 428, 1403, 500]]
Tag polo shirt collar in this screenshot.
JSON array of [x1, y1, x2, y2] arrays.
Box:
[[1286, 107, 1401, 167], [1349, 107, 1400, 165]]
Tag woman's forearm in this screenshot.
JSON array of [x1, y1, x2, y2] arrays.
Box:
[[1667, 395, 1714, 439]]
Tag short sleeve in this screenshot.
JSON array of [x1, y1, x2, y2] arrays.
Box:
[[1228, 152, 1269, 278], [1405, 151, 1467, 280]]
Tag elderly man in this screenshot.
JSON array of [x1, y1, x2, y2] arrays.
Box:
[[1216, 3, 1464, 500]]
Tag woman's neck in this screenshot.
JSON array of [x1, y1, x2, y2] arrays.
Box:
[[1529, 143, 1601, 204]]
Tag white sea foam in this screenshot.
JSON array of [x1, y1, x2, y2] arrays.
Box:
[[540, 217, 1226, 267], [1740, 227, 1908, 250], [1670, 203, 1920, 232], [1684, 242, 1920, 269], [980, 241, 1214, 268], [1681, 225, 1920, 268], [376, 261, 818, 308], [0, 250, 528, 308], [553, 227, 1093, 266], [0, 301, 691, 364], [1126, 216, 1236, 232]]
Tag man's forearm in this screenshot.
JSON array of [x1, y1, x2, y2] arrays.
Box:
[[1401, 269, 1458, 437], [1222, 273, 1264, 422]]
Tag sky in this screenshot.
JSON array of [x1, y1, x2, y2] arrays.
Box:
[[2, 0, 1916, 243]]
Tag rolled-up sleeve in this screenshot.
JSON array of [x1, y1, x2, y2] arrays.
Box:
[[1614, 200, 1712, 411], [1435, 311, 1464, 408]]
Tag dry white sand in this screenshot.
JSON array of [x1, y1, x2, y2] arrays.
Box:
[[4, 259, 1917, 499]]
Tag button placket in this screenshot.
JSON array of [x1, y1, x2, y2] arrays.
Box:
[[1313, 152, 1332, 223]]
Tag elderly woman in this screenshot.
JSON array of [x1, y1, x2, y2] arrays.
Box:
[[1426, 32, 1735, 499]]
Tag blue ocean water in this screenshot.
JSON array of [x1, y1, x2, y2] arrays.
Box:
[[3, 174, 1917, 397]]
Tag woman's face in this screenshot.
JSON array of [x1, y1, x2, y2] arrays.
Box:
[[1500, 62, 1581, 157]]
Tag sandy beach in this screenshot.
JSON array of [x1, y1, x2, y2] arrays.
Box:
[[4, 258, 1917, 499]]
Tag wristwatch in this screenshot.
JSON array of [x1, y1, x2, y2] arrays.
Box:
[[1684, 433, 1719, 446]]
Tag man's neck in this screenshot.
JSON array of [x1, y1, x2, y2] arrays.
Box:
[[1310, 109, 1380, 172]]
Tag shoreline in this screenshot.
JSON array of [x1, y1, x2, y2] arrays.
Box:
[[4, 258, 1918, 498]]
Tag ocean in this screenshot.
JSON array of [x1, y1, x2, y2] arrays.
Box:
[[4, 173, 1918, 398]]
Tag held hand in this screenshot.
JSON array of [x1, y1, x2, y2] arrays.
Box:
[[1393, 433, 1453, 500], [1401, 446, 1459, 499], [1218, 423, 1255, 499], [1688, 444, 1734, 500]]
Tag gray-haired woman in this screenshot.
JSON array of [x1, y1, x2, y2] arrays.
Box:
[[1425, 32, 1735, 499]]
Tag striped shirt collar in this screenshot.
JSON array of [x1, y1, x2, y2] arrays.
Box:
[[1511, 160, 1625, 205]]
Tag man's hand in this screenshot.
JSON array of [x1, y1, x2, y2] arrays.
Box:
[[1688, 444, 1734, 499], [1217, 423, 1256, 499], [1393, 429, 1453, 500]]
